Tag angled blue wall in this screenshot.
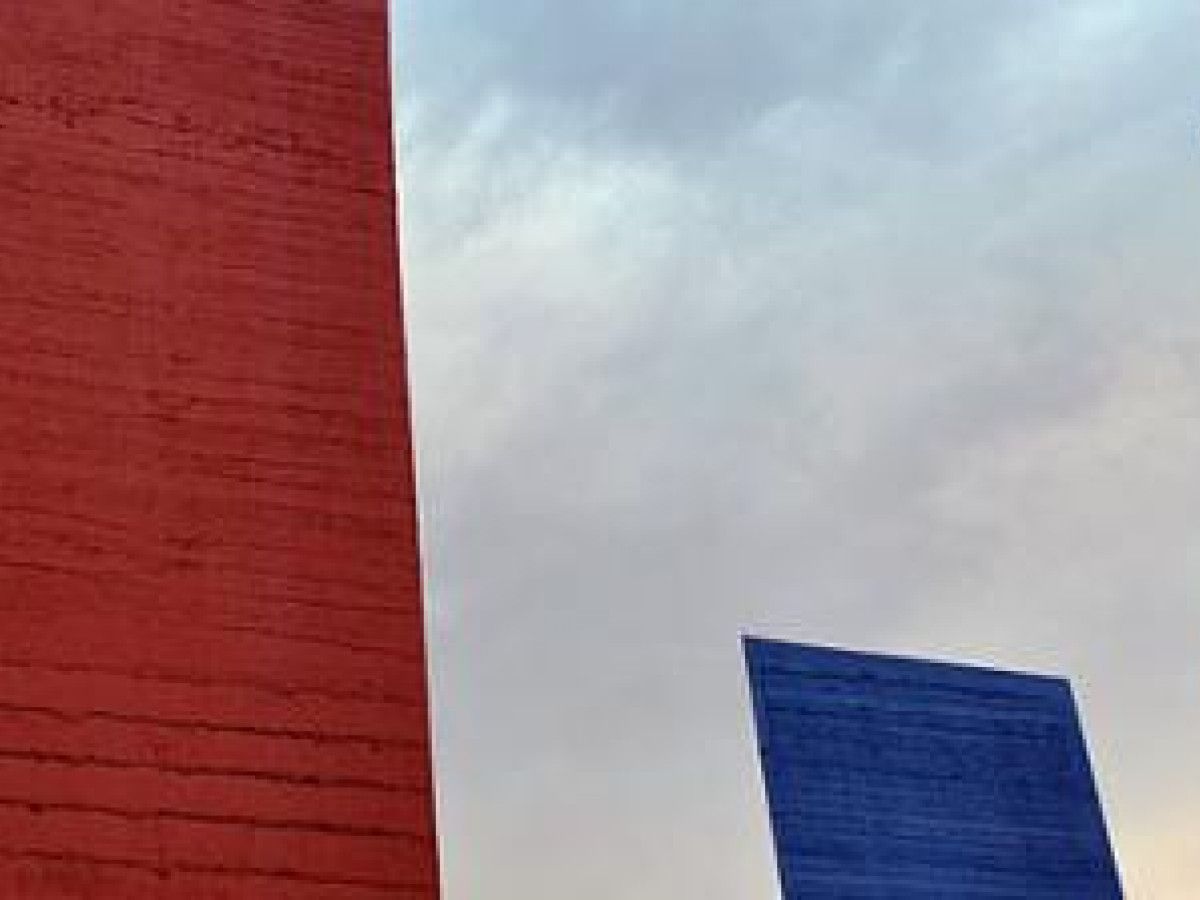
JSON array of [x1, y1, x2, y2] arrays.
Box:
[[745, 638, 1122, 899]]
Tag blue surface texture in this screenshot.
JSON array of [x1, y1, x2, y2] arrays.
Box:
[[745, 638, 1123, 899]]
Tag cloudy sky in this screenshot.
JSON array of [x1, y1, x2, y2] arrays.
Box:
[[392, 2, 1199, 897]]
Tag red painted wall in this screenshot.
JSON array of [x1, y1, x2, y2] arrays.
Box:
[[0, 3, 439, 897]]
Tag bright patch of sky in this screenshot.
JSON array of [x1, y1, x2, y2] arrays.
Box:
[[394, 3, 1200, 896]]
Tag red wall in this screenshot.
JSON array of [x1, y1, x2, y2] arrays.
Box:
[[0, 3, 439, 897]]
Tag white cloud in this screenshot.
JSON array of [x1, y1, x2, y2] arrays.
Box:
[[395, 1, 1200, 896]]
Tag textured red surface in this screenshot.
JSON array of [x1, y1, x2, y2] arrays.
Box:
[[0, 2, 439, 897]]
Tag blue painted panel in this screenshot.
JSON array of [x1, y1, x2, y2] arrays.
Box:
[[745, 638, 1123, 898]]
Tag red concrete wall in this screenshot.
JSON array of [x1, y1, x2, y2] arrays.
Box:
[[0, 2, 439, 897]]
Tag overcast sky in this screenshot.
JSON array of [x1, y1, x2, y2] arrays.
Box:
[[393, 3, 1199, 897]]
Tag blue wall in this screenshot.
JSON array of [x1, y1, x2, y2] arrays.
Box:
[[745, 638, 1123, 898]]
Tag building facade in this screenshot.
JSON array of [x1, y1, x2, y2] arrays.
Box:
[[745, 638, 1122, 898], [0, 3, 438, 897]]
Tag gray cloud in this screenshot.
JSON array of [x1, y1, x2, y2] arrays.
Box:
[[395, 1, 1200, 897], [407, 2, 1035, 150]]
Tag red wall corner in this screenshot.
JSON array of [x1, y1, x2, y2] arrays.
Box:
[[0, 2, 439, 896]]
